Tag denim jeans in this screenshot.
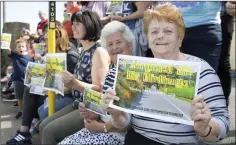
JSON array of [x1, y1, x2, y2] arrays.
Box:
[[38, 94, 74, 120], [181, 24, 222, 73], [218, 14, 234, 105]]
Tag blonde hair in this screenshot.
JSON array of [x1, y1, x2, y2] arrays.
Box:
[[144, 3, 185, 39], [56, 26, 69, 52], [15, 39, 26, 46]]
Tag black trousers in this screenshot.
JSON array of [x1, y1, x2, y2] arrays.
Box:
[[22, 87, 46, 127], [218, 14, 234, 106]]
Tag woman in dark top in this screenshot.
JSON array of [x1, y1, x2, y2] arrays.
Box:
[[37, 23, 79, 120], [6, 22, 79, 145], [38, 10, 110, 144]]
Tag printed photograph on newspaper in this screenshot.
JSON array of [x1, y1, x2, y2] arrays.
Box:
[[83, 87, 107, 116], [110, 55, 201, 125], [64, 12, 72, 21], [33, 43, 45, 55], [24, 62, 46, 87], [43, 53, 67, 96], [106, 1, 123, 14]]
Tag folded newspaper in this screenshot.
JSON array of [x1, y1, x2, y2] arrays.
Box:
[[83, 87, 107, 116], [24, 62, 46, 87]]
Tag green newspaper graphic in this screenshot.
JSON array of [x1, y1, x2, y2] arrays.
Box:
[[33, 43, 44, 55], [83, 87, 107, 116], [106, 1, 123, 14], [43, 53, 67, 96], [110, 55, 201, 125], [24, 62, 46, 87]]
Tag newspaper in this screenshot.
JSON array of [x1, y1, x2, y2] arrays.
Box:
[[110, 55, 201, 125], [1, 33, 12, 49], [106, 1, 123, 14], [43, 53, 67, 96], [83, 87, 107, 116], [24, 62, 46, 87], [33, 43, 44, 55]]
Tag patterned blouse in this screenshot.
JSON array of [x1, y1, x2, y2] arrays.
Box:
[[72, 42, 101, 101]]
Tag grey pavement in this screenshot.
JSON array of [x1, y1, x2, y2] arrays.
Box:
[[137, 91, 191, 121]]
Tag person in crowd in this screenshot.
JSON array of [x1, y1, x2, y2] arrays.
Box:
[[18, 28, 30, 40], [39, 20, 64, 42], [1, 66, 13, 83], [218, 1, 235, 106], [79, 1, 111, 25], [59, 21, 133, 145], [39, 10, 110, 144], [37, 10, 48, 36], [1, 66, 15, 101], [104, 3, 229, 145], [6, 40, 33, 120], [37, 23, 79, 120], [6, 22, 79, 145], [63, 1, 81, 47], [148, 2, 223, 73], [25, 33, 40, 57], [110, 1, 153, 57]]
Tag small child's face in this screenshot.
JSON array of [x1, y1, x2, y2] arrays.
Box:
[[6, 67, 13, 74], [16, 42, 27, 55]]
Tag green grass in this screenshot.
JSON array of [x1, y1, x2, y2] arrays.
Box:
[[166, 87, 195, 101]]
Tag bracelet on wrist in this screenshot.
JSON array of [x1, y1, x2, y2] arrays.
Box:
[[198, 125, 212, 138]]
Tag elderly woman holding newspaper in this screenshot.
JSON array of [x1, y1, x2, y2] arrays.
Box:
[[103, 3, 229, 145], [58, 21, 133, 145]]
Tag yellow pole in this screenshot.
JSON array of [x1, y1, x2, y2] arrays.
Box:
[[48, 1, 56, 115]]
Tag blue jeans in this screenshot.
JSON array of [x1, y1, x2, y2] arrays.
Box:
[[38, 94, 74, 120], [180, 24, 222, 72]]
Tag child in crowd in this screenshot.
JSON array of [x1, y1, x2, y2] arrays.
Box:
[[1, 66, 13, 83], [6, 39, 33, 119], [1, 66, 15, 101]]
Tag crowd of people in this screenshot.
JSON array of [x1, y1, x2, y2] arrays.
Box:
[[0, 1, 235, 145]]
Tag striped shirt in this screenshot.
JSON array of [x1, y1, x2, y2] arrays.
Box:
[[131, 54, 229, 144], [101, 67, 126, 143], [106, 54, 229, 144], [102, 67, 116, 91]]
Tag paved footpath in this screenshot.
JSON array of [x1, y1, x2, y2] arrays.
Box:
[[0, 79, 235, 144]]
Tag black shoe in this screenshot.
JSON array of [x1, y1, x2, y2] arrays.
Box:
[[13, 102, 18, 107], [15, 112, 22, 119], [6, 131, 32, 145]]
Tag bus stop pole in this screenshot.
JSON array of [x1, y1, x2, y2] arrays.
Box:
[[48, 1, 56, 115]]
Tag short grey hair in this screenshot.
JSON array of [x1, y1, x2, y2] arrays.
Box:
[[100, 21, 134, 49]]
